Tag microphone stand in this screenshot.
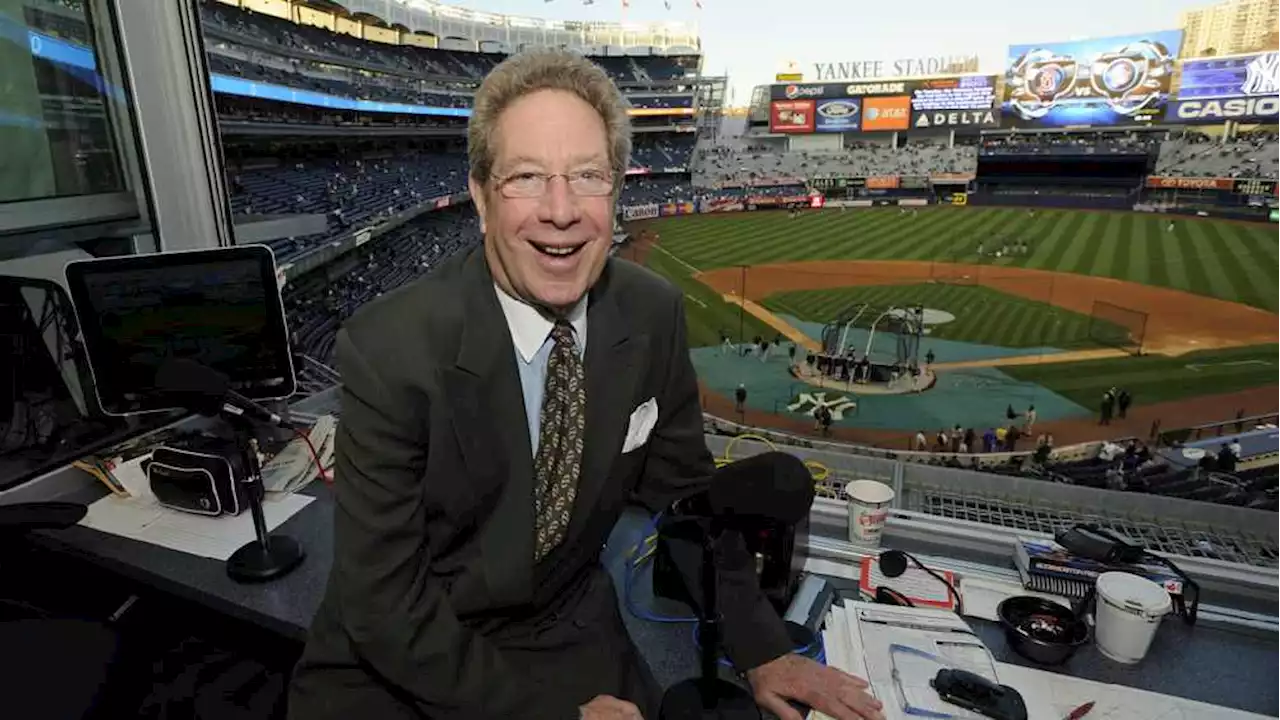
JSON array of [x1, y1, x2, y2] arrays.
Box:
[[225, 414, 305, 583], [660, 519, 761, 720]]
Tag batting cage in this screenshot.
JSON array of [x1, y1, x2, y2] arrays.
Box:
[[1088, 300, 1148, 355]]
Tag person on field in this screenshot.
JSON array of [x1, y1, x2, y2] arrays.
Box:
[[1100, 389, 1115, 425], [735, 383, 748, 415], [1117, 389, 1132, 419]]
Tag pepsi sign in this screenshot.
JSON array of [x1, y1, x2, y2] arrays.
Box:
[[784, 84, 826, 99]]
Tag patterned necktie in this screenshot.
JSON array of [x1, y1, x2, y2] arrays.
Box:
[[533, 319, 586, 562]]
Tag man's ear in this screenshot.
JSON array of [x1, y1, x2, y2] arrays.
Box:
[[468, 175, 487, 235]]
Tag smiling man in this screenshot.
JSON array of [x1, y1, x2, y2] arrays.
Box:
[[287, 50, 882, 720]]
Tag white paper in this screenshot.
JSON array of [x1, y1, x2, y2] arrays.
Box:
[[111, 453, 154, 500], [80, 492, 314, 560], [959, 575, 1070, 623], [262, 415, 337, 494], [814, 600, 1271, 720]]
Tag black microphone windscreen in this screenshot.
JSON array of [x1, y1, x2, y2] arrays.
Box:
[[879, 550, 909, 579], [154, 358, 230, 398], [709, 451, 814, 525]]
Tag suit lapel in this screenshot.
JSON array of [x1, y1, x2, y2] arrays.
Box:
[[441, 248, 534, 607], [568, 260, 647, 540]]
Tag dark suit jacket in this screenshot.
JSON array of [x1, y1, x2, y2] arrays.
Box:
[[288, 245, 793, 719]]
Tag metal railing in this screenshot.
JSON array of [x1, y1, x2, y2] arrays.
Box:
[[709, 434, 1279, 569]]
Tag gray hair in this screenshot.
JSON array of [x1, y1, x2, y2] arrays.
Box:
[[467, 48, 632, 193]]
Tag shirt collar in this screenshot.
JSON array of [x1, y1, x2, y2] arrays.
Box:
[[494, 284, 588, 363]]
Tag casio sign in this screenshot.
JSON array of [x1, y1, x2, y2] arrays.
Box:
[[818, 100, 859, 118], [1176, 97, 1279, 119], [785, 84, 825, 99]]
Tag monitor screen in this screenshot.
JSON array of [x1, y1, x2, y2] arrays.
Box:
[[65, 246, 296, 415]]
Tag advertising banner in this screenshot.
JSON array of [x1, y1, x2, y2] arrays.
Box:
[[814, 98, 862, 132], [930, 173, 976, 183], [866, 176, 900, 189], [771, 80, 911, 101], [911, 109, 999, 129], [810, 177, 867, 191], [950, 193, 968, 206], [747, 195, 812, 206], [1145, 176, 1234, 190], [1002, 30, 1184, 128], [658, 202, 695, 217], [1166, 52, 1280, 123], [862, 96, 911, 130], [622, 203, 661, 220], [700, 197, 746, 213], [770, 100, 816, 133], [900, 176, 930, 190]]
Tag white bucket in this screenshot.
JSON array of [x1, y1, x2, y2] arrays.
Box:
[[845, 480, 895, 547], [1094, 572, 1172, 664]]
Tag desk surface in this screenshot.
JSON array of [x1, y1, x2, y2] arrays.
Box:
[[33, 485, 1279, 717]]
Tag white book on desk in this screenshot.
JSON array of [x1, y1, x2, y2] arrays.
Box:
[[816, 601, 1271, 720], [80, 491, 314, 561]]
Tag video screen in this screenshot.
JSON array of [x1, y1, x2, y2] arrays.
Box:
[[67, 248, 295, 415], [1002, 30, 1184, 127]]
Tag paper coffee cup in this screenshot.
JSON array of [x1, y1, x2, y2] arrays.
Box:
[[1094, 572, 1171, 664], [846, 479, 895, 546]]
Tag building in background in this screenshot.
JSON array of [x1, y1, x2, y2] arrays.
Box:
[[1178, 0, 1279, 57]]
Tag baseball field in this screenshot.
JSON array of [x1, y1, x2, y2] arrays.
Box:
[[626, 206, 1279, 410]]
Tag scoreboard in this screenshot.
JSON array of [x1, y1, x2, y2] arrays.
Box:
[[769, 75, 1000, 133]]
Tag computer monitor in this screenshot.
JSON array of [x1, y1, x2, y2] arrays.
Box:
[[64, 246, 297, 416]]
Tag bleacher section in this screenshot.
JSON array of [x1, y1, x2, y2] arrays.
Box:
[[227, 150, 468, 262], [198, 0, 695, 86], [284, 207, 480, 368], [694, 142, 978, 187], [1154, 129, 1280, 180]]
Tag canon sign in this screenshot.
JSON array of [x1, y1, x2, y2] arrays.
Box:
[[784, 84, 825, 99], [1175, 97, 1279, 120]]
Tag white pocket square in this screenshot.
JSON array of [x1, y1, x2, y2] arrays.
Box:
[[622, 398, 659, 453]]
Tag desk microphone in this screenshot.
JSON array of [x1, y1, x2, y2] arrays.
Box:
[[155, 358, 293, 429]]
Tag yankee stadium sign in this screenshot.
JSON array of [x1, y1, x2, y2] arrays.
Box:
[[813, 55, 980, 81]]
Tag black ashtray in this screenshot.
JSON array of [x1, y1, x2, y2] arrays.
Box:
[[997, 595, 1089, 666]]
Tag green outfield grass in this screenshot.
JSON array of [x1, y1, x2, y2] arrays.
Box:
[[646, 208, 1279, 312], [643, 244, 777, 348], [1002, 344, 1279, 407], [762, 284, 1124, 349]]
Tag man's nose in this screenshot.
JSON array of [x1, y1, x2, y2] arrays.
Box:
[[537, 176, 581, 227]]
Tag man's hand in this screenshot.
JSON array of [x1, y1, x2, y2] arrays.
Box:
[[578, 694, 644, 720], [745, 654, 884, 720]]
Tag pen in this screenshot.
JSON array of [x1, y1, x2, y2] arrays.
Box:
[[1063, 701, 1095, 720]]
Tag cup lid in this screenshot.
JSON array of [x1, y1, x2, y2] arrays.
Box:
[[1097, 572, 1172, 615]]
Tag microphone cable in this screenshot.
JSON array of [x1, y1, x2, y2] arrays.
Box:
[[293, 427, 332, 485]]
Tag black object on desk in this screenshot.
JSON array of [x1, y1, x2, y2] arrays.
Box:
[[64, 246, 306, 584], [155, 359, 306, 583]]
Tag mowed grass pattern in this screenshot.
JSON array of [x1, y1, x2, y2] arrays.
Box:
[[647, 208, 1280, 312], [642, 245, 777, 349], [763, 284, 1118, 349], [1003, 344, 1279, 407]]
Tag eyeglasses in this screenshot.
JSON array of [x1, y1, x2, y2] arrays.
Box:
[[493, 170, 615, 199]]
